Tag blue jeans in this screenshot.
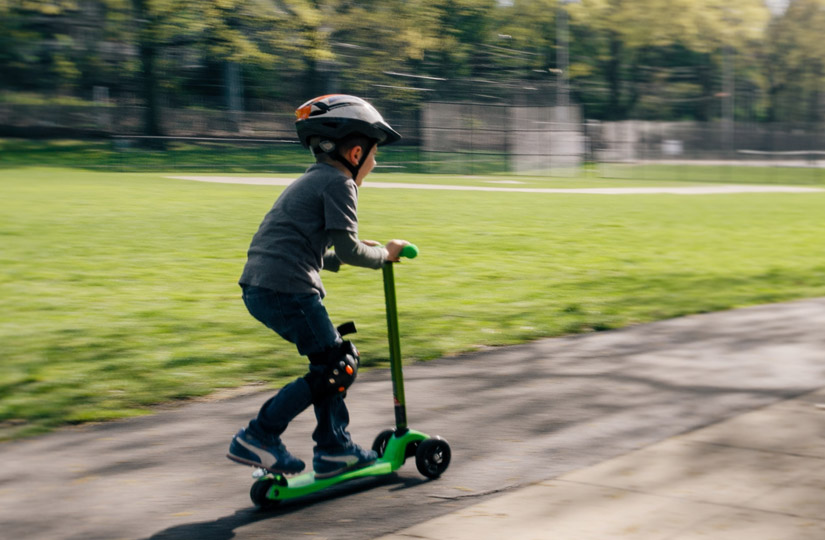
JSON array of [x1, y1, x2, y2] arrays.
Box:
[[241, 284, 352, 452]]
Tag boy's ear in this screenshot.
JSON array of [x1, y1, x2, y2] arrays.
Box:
[[345, 145, 363, 166]]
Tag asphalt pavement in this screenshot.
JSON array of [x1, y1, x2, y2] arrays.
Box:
[[2, 297, 824, 540], [378, 387, 825, 540]]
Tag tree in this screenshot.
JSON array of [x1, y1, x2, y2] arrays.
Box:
[[321, 0, 499, 105], [1, 0, 818, 131], [566, 0, 769, 120], [759, 0, 825, 123], [0, 1, 103, 94], [116, 0, 331, 136]]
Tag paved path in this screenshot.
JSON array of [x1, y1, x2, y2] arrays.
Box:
[[168, 175, 824, 195], [378, 388, 825, 540], [2, 298, 824, 539]]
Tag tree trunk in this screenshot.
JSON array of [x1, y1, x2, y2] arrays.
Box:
[[605, 32, 623, 120], [697, 61, 714, 121], [132, 0, 164, 143]]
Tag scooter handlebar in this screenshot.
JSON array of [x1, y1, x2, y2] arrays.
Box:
[[400, 244, 419, 259]]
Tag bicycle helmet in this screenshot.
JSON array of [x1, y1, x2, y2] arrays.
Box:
[[295, 94, 401, 179]]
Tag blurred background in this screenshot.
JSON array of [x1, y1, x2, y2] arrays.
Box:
[[1, 0, 824, 178]]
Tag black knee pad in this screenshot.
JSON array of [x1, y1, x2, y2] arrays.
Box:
[[304, 340, 360, 403]]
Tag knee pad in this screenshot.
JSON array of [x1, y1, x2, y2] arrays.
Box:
[[304, 340, 360, 403]]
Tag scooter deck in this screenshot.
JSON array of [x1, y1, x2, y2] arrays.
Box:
[[257, 429, 429, 502], [270, 460, 393, 498]]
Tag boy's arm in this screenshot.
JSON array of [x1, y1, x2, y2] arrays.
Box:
[[328, 229, 388, 270], [323, 250, 343, 272]]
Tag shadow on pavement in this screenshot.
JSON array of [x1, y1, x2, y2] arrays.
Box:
[[143, 473, 426, 540]]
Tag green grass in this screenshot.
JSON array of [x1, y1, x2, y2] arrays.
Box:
[[2, 166, 825, 439], [0, 92, 107, 107], [598, 162, 825, 186], [1, 138, 500, 174], [0, 138, 313, 173]]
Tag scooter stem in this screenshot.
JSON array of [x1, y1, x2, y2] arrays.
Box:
[[382, 244, 418, 434]]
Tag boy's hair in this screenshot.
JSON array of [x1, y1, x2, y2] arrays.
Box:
[[336, 133, 375, 156], [312, 133, 375, 162]]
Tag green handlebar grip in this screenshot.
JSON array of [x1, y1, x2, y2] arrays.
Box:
[[400, 244, 419, 259]]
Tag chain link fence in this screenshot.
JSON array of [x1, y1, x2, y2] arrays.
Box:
[[590, 120, 825, 183]]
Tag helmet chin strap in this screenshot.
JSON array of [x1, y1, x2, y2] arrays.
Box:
[[333, 143, 373, 181]]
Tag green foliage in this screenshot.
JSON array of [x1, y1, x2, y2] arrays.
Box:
[[0, 0, 823, 124], [564, 0, 770, 120], [758, 0, 825, 122]]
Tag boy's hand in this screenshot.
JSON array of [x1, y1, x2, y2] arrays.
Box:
[[384, 239, 410, 262]]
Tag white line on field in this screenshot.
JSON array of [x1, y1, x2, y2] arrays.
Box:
[[168, 176, 823, 195]]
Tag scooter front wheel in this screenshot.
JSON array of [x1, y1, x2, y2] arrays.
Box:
[[415, 437, 451, 479]]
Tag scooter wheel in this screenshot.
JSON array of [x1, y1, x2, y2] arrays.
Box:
[[372, 429, 396, 457], [250, 478, 282, 510], [415, 436, 451, 479]]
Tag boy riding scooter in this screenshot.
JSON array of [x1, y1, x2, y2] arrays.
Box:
[[227, 95, 410, 479]]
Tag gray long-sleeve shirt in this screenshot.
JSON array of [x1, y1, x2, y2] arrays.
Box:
[[239, 162, 386, 297], [324, 229, 388, 272]]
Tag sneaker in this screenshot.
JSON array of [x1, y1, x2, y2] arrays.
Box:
[[313, 444, 377, 479], [227, 428, 305, 474]]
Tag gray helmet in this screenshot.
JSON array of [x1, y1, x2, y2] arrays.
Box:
[[295, 94, 401, 151]]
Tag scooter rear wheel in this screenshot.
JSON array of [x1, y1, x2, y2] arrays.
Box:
[[415, 437, 451, 479], [250, 477, 284, 509]]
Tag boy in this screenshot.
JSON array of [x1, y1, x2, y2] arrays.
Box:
[[227, 95, 409, 478]]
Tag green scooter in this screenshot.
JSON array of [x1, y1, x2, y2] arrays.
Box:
[[248, 244, 451, 509]]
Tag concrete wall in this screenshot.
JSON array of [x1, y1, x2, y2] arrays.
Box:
[[421, 102, 585, 174], [508, 105, 584, 174]]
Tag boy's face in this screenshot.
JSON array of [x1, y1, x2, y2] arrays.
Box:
[[354, 145, 377, 186]]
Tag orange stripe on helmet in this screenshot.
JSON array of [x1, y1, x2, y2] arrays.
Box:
[[295, 105, 312, 120], [295, 94, 344, 120]]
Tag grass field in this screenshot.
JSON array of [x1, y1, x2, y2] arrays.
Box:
[[0, 138, 507, 175], [2, 164, 825, 440]]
